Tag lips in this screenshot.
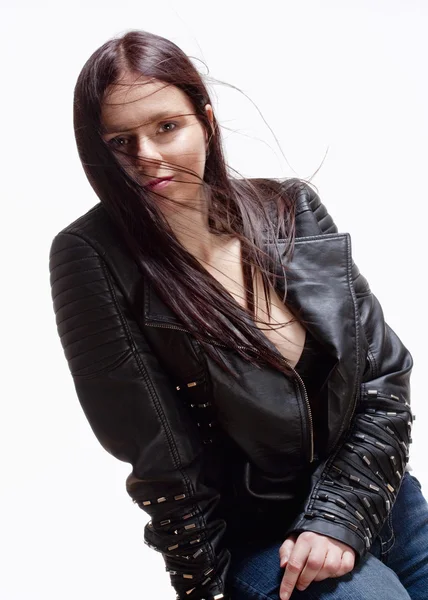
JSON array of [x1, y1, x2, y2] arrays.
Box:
[[145, 176, 173, 188]]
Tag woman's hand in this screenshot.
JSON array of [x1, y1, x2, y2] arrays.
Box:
[[278, 531, 356, 599]]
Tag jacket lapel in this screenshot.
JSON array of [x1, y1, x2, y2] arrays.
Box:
[[276, 232, 363, 452]]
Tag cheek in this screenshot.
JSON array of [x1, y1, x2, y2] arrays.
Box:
[[173, 127, 207, 166], [111, 151, 142, 181], [112, 151, 132, 168]]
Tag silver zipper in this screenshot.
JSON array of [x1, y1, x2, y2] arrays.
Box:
[[145, 322, 192, 334], [146, 321, 315, 462], [145, 321, 249, 351], [289, 364, 314, 463]]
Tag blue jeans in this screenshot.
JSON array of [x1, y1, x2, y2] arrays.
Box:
[[227, 472, 428, 599]]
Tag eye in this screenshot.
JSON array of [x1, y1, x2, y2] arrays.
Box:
[[159, 122, 177, 133], [106, 122, 177, 149], [107, 136, 130, 149]]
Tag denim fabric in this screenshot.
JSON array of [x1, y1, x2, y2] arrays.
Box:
[[227, 472, 428, 599]]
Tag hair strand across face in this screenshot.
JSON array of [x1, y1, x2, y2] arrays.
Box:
[[73, 29, 311, 377]]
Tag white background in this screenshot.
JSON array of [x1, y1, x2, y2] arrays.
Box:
[[2, 1, 427, 598]]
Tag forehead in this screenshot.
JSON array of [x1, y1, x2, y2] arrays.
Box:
[[101, 73, 193, 133]]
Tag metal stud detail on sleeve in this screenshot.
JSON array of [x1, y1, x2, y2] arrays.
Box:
[[140, 492, 187, 508], [168, 544, 179, 551], [189, 537, 201, 545]]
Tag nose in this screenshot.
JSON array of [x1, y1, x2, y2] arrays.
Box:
[[134, 135, 163, 169]]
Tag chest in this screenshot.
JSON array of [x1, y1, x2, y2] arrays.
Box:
[[202, 239, 307, 369]]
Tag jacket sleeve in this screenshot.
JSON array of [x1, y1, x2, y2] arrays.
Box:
[[284, 184, 414, 560], [49, 231, 230, 600]]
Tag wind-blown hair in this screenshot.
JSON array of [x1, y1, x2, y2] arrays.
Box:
[[73, 29, 307, 376]]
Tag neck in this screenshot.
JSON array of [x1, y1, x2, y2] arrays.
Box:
[[162, 189, 235, 263]]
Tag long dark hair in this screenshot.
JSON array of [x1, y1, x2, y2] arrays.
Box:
[[73, 29, 308, 377]]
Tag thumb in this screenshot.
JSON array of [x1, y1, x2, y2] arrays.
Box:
[[279, 536, 296, 568]]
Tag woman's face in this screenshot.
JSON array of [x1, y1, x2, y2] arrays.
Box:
[[101, 71, 214, 207]]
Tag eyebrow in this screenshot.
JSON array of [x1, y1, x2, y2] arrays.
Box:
[[101, 110, 193, 135]]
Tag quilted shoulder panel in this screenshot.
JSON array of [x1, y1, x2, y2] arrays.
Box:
[[286, 180, 370, 296], [49, 232, 133, 377], [303, 183, 339, 235]]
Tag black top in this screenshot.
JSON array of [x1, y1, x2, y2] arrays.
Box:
[[293, 329, 336, 459], [221, 330, 338, 548]]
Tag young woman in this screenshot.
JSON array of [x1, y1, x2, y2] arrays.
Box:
[[49, 30, 428, 600]]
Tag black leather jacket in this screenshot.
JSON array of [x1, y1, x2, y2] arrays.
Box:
[[49, 179, 413, 600]]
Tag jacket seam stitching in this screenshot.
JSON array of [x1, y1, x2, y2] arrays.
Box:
[[367, 348, 378, 379], [73, 349, 132, 379], [100, 260, 187, 476], [312, 236, 362, 473]]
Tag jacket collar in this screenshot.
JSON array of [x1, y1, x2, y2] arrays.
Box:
[[142, 232, 359, 369]]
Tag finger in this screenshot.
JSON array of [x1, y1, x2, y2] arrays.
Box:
[[279, 538, 311, 600], [333, 550, 356, 578], [313, 548, 342, 582], [279, 538, 296, 568], [295, 545, 328, 591]]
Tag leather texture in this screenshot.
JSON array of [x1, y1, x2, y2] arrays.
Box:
[[49, 179, 413, 600]]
